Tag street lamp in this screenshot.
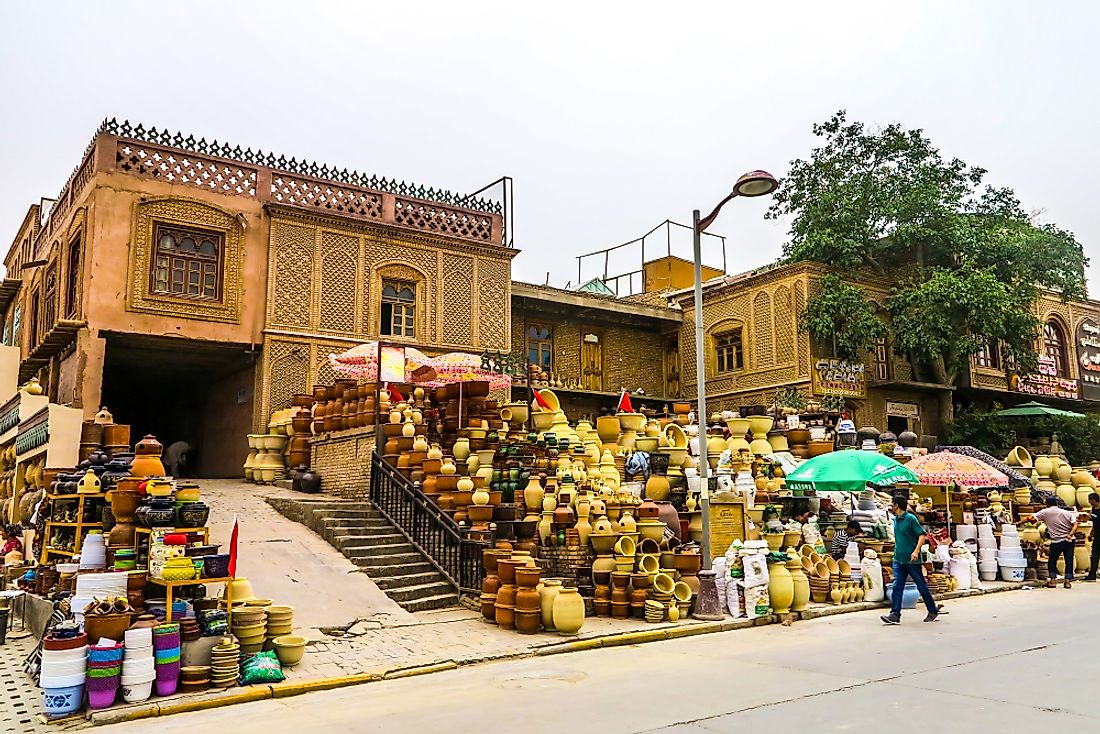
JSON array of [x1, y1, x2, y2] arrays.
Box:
[[692, 169, 778, 620]]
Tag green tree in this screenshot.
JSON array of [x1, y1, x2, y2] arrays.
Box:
[[799, 274, 886, 362], [768, 111, 1088, 421]]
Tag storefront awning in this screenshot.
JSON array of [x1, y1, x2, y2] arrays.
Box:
[[19, 319, 85, 382]]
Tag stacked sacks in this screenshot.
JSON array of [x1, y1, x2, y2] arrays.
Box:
[[86, 641, 124, 709], [152, 623, 181, 696], [121, 626, 155, 703]]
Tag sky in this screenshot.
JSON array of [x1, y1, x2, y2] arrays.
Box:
[[1, 1, 1097, 295]]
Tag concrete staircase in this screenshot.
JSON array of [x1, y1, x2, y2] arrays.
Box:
[[271, 499, 459, 612]]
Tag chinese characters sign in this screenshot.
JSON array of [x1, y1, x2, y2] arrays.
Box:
[[811, 359, 867, 398], [1011, 355, 1078, 400], [1077, 318, 1100, 401]]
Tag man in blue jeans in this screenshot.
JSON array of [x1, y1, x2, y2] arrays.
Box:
[[881, 495, 940, 624]]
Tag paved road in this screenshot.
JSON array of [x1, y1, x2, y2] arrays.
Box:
[[101, 585, 1099, 733]]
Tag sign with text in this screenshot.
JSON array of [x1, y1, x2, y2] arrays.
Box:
[[379, 345, 407, 383], [811, 359, 867, 398], [707, 499, 747, 561], [1011, 355, 1079, 400], [886, 401, 920, 419], [1077, 318, 1100, 401]]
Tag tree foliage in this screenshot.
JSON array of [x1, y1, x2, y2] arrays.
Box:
[[799, 274, 886, 362], [769, 111, 1088, 387], [947, 410, 1100, 466]]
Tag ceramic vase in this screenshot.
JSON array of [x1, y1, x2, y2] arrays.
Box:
[[540, 579, 562, 630], [787, 557, 810, 613], [440, 458, 457, 476], [552, 586, 585, 636], [767, 560, 794, 614], [453, 438, 471, 462]]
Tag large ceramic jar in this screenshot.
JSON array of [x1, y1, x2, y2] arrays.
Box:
[[552, 586, 585, 636], [786, 556, 810, 613], [452, 438, 472, 462], [1034, 454, 1054, 479], [1057, 482, 1077, 508], [440, 458, 457, 476], [654, 500, 681, 540], [767, 559, 794, 614], [596, 416, 621, 444], [539, 579, 562, 630]]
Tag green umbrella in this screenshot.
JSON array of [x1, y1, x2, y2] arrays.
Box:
[[994, 401, 1085, 418], [786, 450, 919, 493]]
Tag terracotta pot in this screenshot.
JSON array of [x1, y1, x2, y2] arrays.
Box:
[[539, 580, 562, 630]]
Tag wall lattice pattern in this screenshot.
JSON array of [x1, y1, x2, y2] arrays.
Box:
[[795, 281, 808, 377], [753, 291, 774, 368], [394, 199, 493, 243], [442, 254, 474, 345], [116, 142, 257, 197], [320, 232, 359, 332], [272, 175, 382, 220], [271, 222, 315, 327], [268, 340, 309, 412], [478, 259, 510, 351], [775, 285, 794, 365]]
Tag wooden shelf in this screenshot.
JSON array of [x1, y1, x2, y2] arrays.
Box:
[[46, 522, 80, 527], [145, 576, 232, 587], [135, 527, 207, 535], [46, 549, 76, 556]]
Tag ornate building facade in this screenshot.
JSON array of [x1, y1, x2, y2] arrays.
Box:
[[1, 120, 509, 476]]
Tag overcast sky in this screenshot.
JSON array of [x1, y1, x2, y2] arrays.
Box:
[[2, 1, 1097, 295]]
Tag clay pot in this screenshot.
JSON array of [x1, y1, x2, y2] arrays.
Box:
[[768, 560, 794, 614], [644, 474, 670, 501], [552, 587, 585, 635], [637, 498, 660, 520]]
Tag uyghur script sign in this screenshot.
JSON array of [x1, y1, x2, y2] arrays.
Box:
[[1011, 355, 1079, 400], [1077, 318, 1100, 401], [811, 359, 866, 398]]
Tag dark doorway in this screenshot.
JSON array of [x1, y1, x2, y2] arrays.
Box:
[[887, 415, 910, 436], [100, 332, 256, 478]]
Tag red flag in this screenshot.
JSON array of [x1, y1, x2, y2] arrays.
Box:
[[227, 514, 239, 579], [532, 389, 552, 410], [387, 384, 404, 402], [617, 389, 634, 413]]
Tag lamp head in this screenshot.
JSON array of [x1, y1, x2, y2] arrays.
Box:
[[732, 170, 779, 198]]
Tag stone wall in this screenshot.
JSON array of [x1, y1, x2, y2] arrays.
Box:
[[310, 430, 376, 500], [510, 309, 671, 397]]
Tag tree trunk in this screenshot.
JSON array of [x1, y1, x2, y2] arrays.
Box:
[[930, 357, 956, 439]]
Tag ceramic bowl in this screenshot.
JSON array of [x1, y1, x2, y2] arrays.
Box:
[[271, 635, 308, 667]]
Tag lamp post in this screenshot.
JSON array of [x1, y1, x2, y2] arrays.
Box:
[[692, 170, 778, 619]]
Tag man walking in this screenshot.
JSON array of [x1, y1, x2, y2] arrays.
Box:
[[1085, 493, 1100, 582], [1034, 496, 1080, 588], [881, 495, 939, 625]]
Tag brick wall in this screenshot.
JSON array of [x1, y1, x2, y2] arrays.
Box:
[[310, 430, 376, 499], [511, 310, 669, 396]]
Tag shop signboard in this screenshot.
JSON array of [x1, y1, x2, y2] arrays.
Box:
[[1077, 318, 1100, 401], [810, 359, 867, 398], [1011, 355, 1078, 400], [886, 401, 920, 419], [706, 499, 746, 561], [379, 345, 407, 383]]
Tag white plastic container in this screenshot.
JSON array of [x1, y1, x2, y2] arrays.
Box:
[[999, 562, 1026, 582], [121, 680, 153, 703]]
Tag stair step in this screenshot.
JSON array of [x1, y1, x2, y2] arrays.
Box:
[[309, 508, 382, 520], [403, 594, 460, 612], [351, 552, 431, 569], [330, 533, 407, 550], [343, 543, 417, 558], [385, 582, 458, 603], [373, 571, 447, 589]]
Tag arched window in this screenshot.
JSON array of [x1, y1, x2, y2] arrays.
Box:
[[1043, 320, 1069, 377], [151, 223, 222, 300]]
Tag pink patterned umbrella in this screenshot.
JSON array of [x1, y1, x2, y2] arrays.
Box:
[[329, 343, 511, 390], [905, 452, 1009, 488]]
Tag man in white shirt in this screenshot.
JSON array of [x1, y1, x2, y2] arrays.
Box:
[[1034, 497, 1080, 589]]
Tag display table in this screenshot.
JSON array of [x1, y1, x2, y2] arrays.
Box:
[[145, 576, 234, 622]]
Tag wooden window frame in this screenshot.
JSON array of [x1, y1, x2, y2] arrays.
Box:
[[974, 340, 1001, 370], [581, 329, 603, 391], [150, 222, 224, 302], [715, 328, 744, 374], [380, 279, 417, 338], [1043, 320, 1069, 377], [526, 322, 554, 372], [65, 232, 82, 318]]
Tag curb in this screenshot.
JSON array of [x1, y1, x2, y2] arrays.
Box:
[[87, 580, 1026, 725]]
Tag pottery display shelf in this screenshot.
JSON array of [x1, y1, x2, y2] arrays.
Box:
[[133, 527, 210, 555], [145, 576, 235, 623], [39, 493, 108, 564]]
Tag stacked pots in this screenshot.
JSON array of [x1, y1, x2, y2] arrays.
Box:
[[86, 642, 124, 709], [121, 627, 155, 703], [153, 623, 181, 696], [514, 566, 542, 634], [40, 632, 88, 718]]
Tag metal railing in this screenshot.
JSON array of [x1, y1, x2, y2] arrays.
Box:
[[369, 452, 486, 594]]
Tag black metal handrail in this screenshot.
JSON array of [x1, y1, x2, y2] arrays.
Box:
[[369, 452, 486, 594]]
